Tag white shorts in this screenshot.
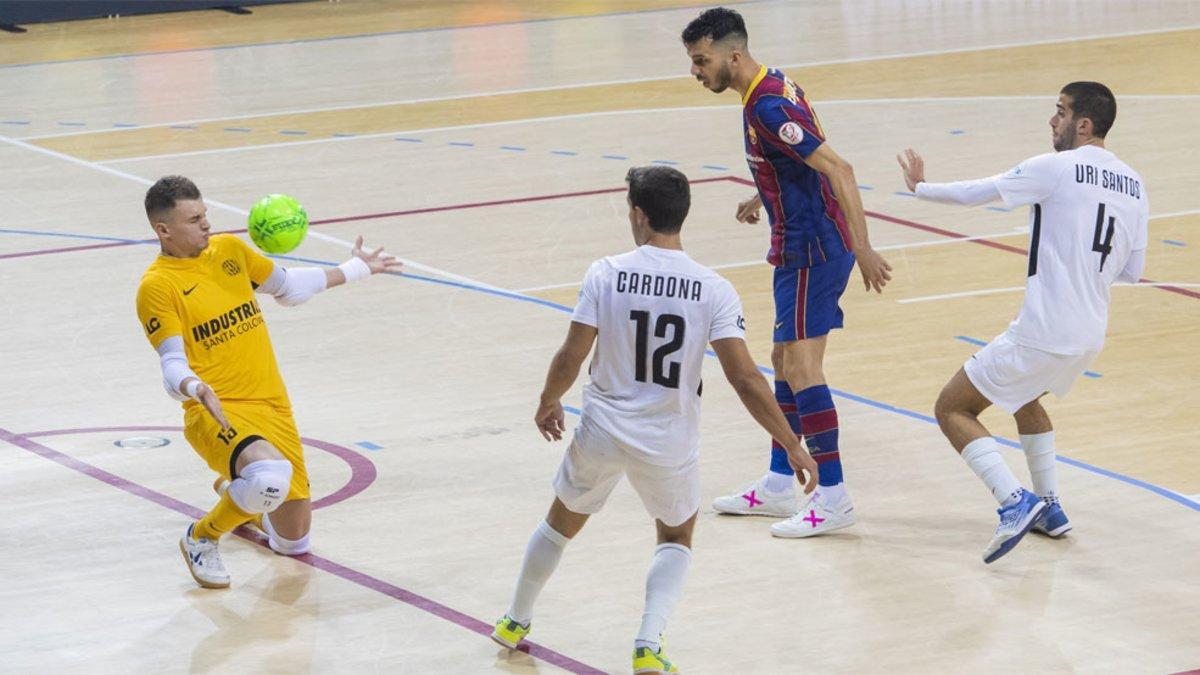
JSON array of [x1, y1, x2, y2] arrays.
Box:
[[964, 332, 1100, 415], [552, 419, 700, 527]]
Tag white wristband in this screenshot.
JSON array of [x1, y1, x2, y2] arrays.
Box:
[[337, 256, 372, 283], [184, 379, 203, 399]]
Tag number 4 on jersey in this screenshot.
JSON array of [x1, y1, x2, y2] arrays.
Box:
[[1027, 202, 1116, 277]]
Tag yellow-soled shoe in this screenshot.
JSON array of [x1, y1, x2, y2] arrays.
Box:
[[632, 643, 679, 674], [490, 615, 530, 649]]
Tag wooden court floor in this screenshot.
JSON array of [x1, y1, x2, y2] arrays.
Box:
[[1, 1, 1197, 672]]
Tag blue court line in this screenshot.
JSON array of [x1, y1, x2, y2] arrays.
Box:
[[950, 130, 966, 135], [1163, 239, 1186, 247], [0, 228, 149, 244], [894, 191, 916, 198], [333, 133, 357, 138], [651, 160, 679, 165], [551, 150, 578, 156], [2, 120, 30, 125], [223, 127, 251, 133], [0, 0, 774, 71], [57, 121, 85, 127], [355, 441, 384, 451], [279, 130, 308, 136], [448, 142, 475, 147], [170, 124, 198, 130], [500, 146, 526, 152], [602, 155, 628, 160], [702, 165, 729, 171], [857, 184, 874, 190], [395, 137, 423, 143], [113, 123, 139, 128], [985, 206, 1013, 213], [1, 226, 1193, 514]]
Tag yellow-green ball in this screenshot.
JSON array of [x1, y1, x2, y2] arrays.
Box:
[[248, 194, 308, 254]]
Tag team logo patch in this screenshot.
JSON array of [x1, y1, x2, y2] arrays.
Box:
[[778, 122, 804, 145], [145, 317, 161, 335], [222, 259, 241, 276]]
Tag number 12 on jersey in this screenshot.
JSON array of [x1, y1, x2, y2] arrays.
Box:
[[630, 310, 685, 389]]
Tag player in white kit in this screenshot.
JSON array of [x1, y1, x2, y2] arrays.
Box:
[[897, 82, 1148, 563], [490, 166, 818, 673]]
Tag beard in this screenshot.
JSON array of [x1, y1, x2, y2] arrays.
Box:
[[703, 63, 733, 93], [1053, 123, 1076, 151]]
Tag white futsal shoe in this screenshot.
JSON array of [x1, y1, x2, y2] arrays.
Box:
[[712, 476, 799, 517], [180, 525, 231, 589], [771, 490, 856, 538]]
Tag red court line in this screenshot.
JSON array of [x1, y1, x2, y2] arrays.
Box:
[[722, 175, 1200, 300], [308, 175, 733, 226], [0, 239, 138, 260], [2, 176, 1197, 301], [0, 425, 603, 674]]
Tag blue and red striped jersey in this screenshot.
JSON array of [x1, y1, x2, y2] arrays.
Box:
[[742, 66, 853, 268]]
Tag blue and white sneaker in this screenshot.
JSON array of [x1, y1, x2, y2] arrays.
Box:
[[1031, 499, 1071, 538], [983, 490, 1047, 564]]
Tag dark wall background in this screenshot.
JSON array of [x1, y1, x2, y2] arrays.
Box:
[[0, 1, 309, 25]]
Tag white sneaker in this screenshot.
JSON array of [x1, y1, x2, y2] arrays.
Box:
[[983, 489, 1046, 564], [771, 492, 856, 538], [179, 525, 231, 589], [712, 477, 798, 517]]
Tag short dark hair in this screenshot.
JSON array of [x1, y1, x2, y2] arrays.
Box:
[[145, 175, 201, 220], [681, 7, 747, 46], [626, 166, 691, 234], [1061, 81, 1116, 138]]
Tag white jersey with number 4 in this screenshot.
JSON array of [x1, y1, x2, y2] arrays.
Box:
[[993, 144, 1149, 354], [571, 245, 746, 466]]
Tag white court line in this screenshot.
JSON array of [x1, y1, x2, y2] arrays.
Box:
[[95, 105, 742, 164], [92, 94, 1200, 165], [513, 228, 1032, 293], [0, 132, 510, 294], [20, 18, 1200, 142], [899, 282, 1200, 304]]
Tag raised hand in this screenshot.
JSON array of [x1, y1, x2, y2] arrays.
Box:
[[896, 148, 926, 193], [352, 235, 404, 275]]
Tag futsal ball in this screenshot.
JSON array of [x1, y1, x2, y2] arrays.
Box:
[[248, 194, 308, 254]]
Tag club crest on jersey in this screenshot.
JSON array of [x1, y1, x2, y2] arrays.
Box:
[[778, 122, 804, 145], [222, 259, 241, 276]]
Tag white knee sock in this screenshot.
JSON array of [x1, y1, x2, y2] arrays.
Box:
[[634, 543, 692, 650], [961, 437, 1023, 506], [1020, 431, 1058, 500], [507, 521, 569, 625]]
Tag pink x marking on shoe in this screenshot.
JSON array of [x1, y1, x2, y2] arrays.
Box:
[[743, 490, 764, 508], [802, 510, 825, 527]]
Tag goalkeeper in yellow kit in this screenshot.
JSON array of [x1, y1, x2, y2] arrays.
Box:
[[136, 176, 401, 588]]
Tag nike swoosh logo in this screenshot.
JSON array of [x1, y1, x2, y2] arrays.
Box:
[[183, 284, 198, 296], [774, 322, 784, 329]]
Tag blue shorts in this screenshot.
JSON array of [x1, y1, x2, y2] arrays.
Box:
[[772, 253, 855, 343]]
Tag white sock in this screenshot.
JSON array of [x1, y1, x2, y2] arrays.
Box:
[[507, 521, 569, 625], [764, 471, 795, 493], [261, 513, 311, 555], [961, 437, 1023, 506], [816, 482, 847, 505], [1020, 431, 1058, 501], [634, 543, 692, 649]]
